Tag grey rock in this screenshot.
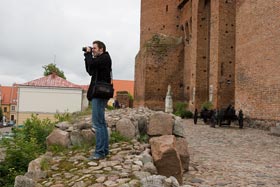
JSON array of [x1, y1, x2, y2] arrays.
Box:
[[81, 129, 95, 145], [55, 121, 71, 130], [143, 162, 157, 174], [270, 126, 280, 136], [133, 171, 151, 180], [70, 130, 83, 146], [137, 116, 148, 135], [14, 175, 36, 187], [73, 122, 91, 130], [46, 129, 71, 148], [116, 118, 137, 139], [173, 117, 186, 137], [148, 113, 173, 136], [25, 157, 47, 180], [141, 175, 180, 187], [190, 178, 204, 183]]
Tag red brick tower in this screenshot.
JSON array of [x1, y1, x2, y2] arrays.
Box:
[[134, 0, 185, 109]]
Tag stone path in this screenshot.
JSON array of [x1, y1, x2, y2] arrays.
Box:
[[37, 140, 155, 187], [182, 120, 280, 187]]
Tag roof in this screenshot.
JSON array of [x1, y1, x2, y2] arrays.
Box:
[[0, 85, 18, 105], [113, 80, 134, 97], [80, 79, 134, 97], [20, 73, 81, 89]]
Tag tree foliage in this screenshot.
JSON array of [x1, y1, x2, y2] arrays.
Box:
[[43, 63, 66, 79], [0, 115, 55, 186]]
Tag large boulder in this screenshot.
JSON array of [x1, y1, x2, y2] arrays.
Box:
[[46, 129, 71, 148], [55, 121, 71, 131], [14, 175, 36, 187], [175, 137, 190, 171], [149, 135, 183, 184], [81, 129, 95, 145], [73, 122, 91, 130], [173, 117, 186, 137], [140, 175, 180, 187], [70, 130, 83, 146], [70, 129, 95, 146], [25, 157, 47, 180], [116, 118, 137, 139], [148, 113, 173, 136], [137, 116, 148, 135]]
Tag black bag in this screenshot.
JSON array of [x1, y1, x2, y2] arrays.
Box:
[[92, 71, 114, 99]]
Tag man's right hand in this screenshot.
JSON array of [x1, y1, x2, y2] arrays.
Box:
[[86, 47, 92, 53]]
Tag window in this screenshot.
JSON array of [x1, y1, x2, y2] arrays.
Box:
[[11, 115, 14, 121], [4, 107, 7, 112], [11, 106, 15, 111]]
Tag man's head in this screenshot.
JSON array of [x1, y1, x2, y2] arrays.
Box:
[[92, 40, 106, 57]]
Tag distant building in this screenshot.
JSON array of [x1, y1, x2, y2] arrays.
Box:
[[0, 85, 18, 123], [1, 75, 134, 125], [16, 73, 88, 125]]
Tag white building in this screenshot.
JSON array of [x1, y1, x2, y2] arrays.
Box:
[[17, 73, 88, 124]]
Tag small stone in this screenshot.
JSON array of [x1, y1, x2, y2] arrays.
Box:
[[96, 176, 106, 183], [133, 160, 143, 166], [88, 161, 98, 166], [191, 178, 204, 183], [103, 180, 117, 187], [132, 165, 141, 171]]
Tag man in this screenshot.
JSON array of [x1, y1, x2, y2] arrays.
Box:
[[84, 40, 111, 160]]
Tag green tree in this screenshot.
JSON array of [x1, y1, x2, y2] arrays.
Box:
[[43, 63, 66, 79], [0, 107, 3, 122]]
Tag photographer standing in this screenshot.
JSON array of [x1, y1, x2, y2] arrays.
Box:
[[84, 41, 112, 160]]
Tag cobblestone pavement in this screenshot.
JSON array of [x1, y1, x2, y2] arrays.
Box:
[[182, 120, 280, 187], [0, 126, 12, 133]]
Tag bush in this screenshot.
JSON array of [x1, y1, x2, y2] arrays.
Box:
[[138, 134, 149, 143], [106, 105, 114, 110], [54, 111, 71, 122], [174, 102, 193, 119], [0, 114, 55, 187], [202, 101, 213, 110]]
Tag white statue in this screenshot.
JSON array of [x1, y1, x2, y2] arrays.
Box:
[[165, 85, 173, 113]]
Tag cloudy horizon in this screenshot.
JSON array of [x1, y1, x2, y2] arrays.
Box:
[[0, 0, 141, 86]]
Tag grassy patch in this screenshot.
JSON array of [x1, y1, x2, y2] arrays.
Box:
[[110, 131, 131, 144]]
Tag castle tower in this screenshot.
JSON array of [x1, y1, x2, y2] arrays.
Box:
[[140, 0, 182, 48], [134, 0, 185, 109]]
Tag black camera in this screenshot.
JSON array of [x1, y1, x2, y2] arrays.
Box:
[[82, 47, 92, 52]]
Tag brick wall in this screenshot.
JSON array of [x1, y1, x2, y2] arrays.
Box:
[[135, 0, 280, 121], [235, 0, 280, 120]]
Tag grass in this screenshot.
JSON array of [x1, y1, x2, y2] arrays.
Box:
[[110, 131, 131, 144]]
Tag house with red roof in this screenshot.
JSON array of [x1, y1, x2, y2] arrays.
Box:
[[0, 85, 18, 123], [2, 73, 134, 125], [16, 73, 88, 125]]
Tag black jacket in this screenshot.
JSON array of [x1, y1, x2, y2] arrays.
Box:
[[84, 51, 112, 100]]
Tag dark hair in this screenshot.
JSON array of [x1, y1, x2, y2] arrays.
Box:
[[93, 40, 106, 52]]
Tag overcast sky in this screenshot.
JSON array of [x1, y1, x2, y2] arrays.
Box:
[[0, 0, 140, 86]]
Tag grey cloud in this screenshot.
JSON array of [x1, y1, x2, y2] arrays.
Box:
[[0, 0, 140, 85]]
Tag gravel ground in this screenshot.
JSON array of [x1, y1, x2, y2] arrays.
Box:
[[182, 119, 280, 187]]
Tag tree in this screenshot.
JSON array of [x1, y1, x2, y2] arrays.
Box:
[[43, 63, 66, 79], [0, 107, 3, 122]]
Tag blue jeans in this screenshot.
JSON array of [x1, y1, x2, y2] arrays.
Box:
[[91, 98, 109, 157]]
